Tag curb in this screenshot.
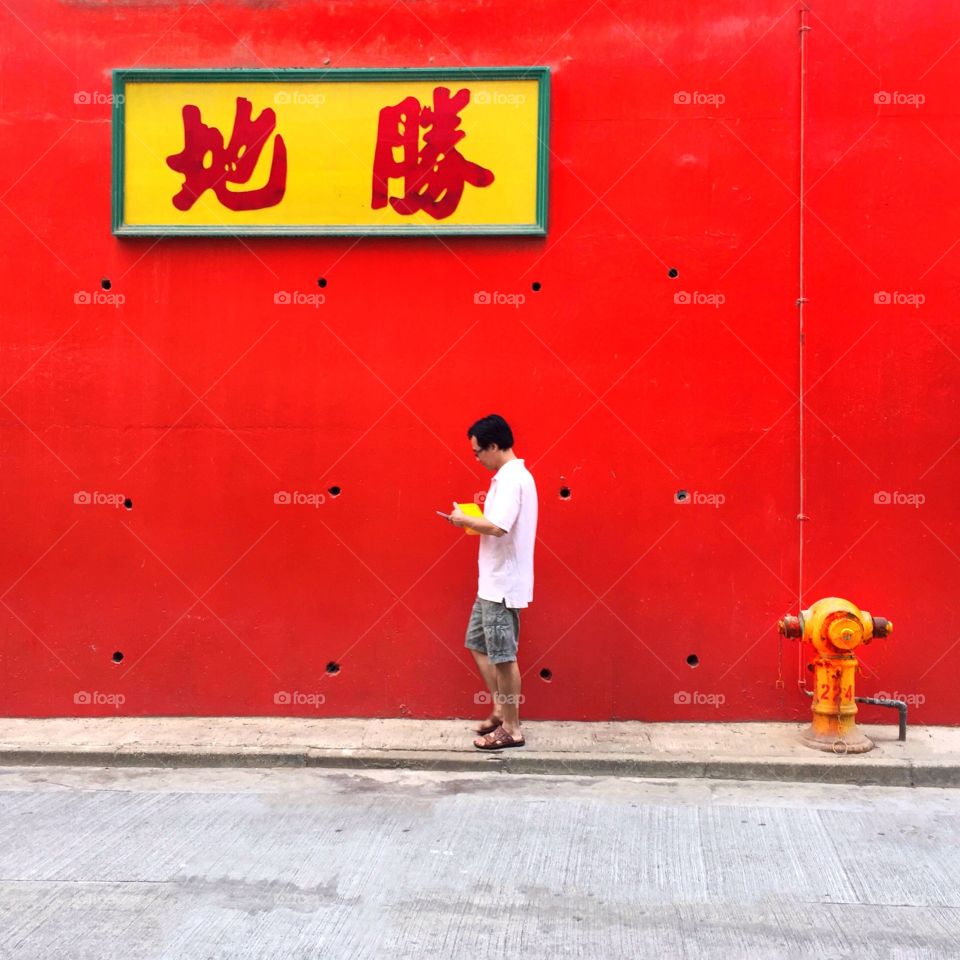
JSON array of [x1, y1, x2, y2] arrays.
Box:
[[1, 748, 957, 787]]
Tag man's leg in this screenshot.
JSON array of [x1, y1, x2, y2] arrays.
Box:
[[494, 660, 522, 739], [465, 598, 502, 732], [469, 648, 503, 731]]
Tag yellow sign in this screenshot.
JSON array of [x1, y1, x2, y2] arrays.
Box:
[[113, 69, 549, 236]]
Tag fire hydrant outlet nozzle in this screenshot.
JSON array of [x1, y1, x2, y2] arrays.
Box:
[[778, 597, 893, 754], [780, 615, 803, 639]]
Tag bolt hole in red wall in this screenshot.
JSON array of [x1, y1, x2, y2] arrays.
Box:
[[540, 669, 553, 682], [686, 654, 700, 668]]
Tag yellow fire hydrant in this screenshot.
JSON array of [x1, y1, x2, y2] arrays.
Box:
[[779, 597, 893, 753]]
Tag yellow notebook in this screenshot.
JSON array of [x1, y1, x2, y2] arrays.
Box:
[[456, 501, 483, 535]]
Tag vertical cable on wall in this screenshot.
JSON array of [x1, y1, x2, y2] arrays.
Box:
[[797, 8, 811, 687]]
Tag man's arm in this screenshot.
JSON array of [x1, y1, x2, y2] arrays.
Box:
[[449, 503, 506, 537]]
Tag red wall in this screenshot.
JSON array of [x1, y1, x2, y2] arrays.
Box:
[[1, 0, 958, 722]]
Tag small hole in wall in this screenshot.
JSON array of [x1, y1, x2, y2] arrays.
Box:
[[101, 278, 112, 290], [531, 281, 542, 292], [112, 651, 124, 663], [328, 486, 341, 497], [326, 661, 341, 674], [559, 487, 571, 500], [667, 268, 679, 279], [686, 653, 699, 668], [317, 277, 328, 288], [539, 668, 553, 682], [123, 498, 133, 510]]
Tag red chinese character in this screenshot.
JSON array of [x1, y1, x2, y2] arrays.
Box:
[[371, 86, 494, 220], [166, 97, 287, 212]]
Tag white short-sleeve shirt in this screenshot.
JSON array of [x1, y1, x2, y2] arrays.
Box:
[[478, 458, 538, 609]]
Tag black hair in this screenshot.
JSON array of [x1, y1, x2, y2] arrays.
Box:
[[467, 413, 514, 451]]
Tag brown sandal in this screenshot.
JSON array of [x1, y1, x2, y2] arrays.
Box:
[[474, 727, 525, 750], [474, 716, 503, 736]]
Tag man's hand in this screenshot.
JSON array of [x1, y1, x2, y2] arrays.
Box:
[[449, 502, 469, 528]]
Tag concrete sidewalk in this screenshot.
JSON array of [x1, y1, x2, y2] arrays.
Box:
[[0, 717, 958, 786]]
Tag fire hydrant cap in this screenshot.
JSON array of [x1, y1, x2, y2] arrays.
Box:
[[826, 614, 863, 649]]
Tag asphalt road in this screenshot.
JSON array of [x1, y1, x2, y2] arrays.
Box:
[[0, 765, 958, 959]]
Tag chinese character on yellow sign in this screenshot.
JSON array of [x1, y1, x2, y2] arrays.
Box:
[[166, 97, 288, 212], [113, 68, 549, 236], [372, 86, 496, 219]]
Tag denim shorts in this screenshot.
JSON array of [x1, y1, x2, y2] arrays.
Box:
[[464, 596, 521, 664]]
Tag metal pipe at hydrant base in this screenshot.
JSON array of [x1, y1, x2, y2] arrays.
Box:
[[779, 597, 894, 754], [801, 689, 908, 743]]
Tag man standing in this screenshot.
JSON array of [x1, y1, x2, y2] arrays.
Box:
[[448, 414, 538, 750]]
